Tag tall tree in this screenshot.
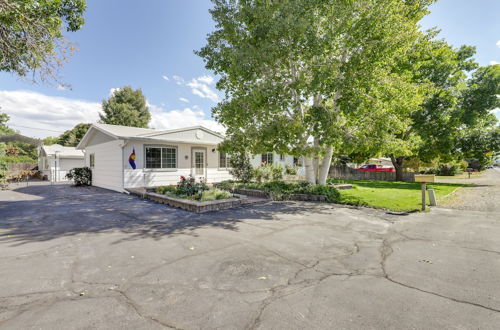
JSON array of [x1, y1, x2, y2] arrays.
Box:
[[199, 0, 435, 184], [0, 112, 15, 135], [0, 0, 86, 83], [58, 123, 90, 147], [99, 87, 151, 128], [371, 34, 478, 180], [456, 64, 500, 169]]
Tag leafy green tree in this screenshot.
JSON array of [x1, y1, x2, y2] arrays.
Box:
[[199, 0, 435, 184], [42, 136, 59, 146], [458, 120, 499, 170], [370, 34, 478, 180], [459, 65, 500, 126], [58, 123, 91, 147], [456, 64, 500, 169], [0, 112, 15, 135], [99, 87, 151, 128], [0, 0, 86, 83]]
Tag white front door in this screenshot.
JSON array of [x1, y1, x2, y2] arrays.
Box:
[[192, 149, 207, 180]]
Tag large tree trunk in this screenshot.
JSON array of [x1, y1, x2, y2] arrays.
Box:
[[390, 156, 405, 182], [304, 157, 316, 184], [318, 146, 333, 185]]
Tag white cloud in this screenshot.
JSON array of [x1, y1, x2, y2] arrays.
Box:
[[162, 75, 169, 81], [497, 40, 500, 48], [149, 104, 224, 134], [172, 75, 184, 85], [490, 61, 499, 65], [492, 108, 500, 119], [186, 76, 220, 103], [0, 90, 101, 138], [109, 87, 122, 97], [179, 97, 190, 103], [0, 90, 224, 139], [196, 75, 215, 85]]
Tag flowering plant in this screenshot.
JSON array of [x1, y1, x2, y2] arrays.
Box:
[[176, 175, 208, 196]]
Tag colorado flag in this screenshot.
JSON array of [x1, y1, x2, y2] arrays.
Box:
[[129, 148, 136, 169]]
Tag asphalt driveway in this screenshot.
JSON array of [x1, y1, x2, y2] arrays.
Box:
[[0, 181, 499, 329]]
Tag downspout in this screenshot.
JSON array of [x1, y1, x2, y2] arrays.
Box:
[[119, 140, 129, 194]]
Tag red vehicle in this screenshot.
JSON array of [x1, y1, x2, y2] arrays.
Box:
[[356, 164, 395, 172]]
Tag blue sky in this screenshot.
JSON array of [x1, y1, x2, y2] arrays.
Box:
[[0, 0, 499, 138]]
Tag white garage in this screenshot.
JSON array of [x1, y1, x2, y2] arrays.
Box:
[[38, 144, 85, 182]]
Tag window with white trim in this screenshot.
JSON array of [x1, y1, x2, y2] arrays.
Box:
[[219, 152, 230, 169], [145, 146, 177, 169], [261, 153, 273, 165]]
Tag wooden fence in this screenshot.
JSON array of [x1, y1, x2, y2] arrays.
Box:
[[329, 166, 415, 182], [7, 162, 37, 173]]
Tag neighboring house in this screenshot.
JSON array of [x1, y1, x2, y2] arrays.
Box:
[[38, 144, 85, 182], [76, 124, 235, 192]]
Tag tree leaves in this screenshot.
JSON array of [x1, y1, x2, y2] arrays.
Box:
[[99, 87, 151, 128]]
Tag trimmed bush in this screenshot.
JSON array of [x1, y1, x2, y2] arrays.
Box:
[[217, 180, 340, 203], [65, 167, 92, 186], [228, 151, 254, 182], [200, 188, 233, 201], [284, 164, 298, 175], [436, 164, 460, 176]]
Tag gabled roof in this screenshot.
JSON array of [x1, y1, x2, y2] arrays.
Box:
[[41, 144, 84, 158], [77, 123, 226, 149], [90, 123, 157, 138]]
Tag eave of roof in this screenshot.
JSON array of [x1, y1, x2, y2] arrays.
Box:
[[77, 124, 225, 149]]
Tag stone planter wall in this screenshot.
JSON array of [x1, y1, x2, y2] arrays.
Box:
[[127, 188, 247, 213], [221, 187, 330, 202], [288, 194, 326, 202], [231, 188, 270, 199]]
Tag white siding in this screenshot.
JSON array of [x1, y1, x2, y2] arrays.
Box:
[[250, 153, 306, 176], [86, 140, 123, 192], [38, 155, 84, 182], [122, 142, 232, 188]]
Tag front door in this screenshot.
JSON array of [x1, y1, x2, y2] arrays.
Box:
[[192, 149, 207, 179]]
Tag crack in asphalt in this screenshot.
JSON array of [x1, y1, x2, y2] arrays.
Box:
[[2, 183, 499, 328], [114, 289, 180, 329], [379, 235, 500, 314]]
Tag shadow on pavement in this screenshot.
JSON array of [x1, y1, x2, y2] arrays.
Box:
[[0, 183, 339, 245]]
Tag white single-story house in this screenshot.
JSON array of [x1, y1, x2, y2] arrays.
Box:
[[38, 144, 85, 182], [76, 123, 304, 193]]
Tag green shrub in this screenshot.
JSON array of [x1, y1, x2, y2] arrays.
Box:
[[0, 161, 8, 188], [232, 180, 340, 203], [271, 163, 283, 181], [200, 188, 233, 201], [297, 184, 340, 202], [0, 155, 36, 164], [65, 167, 92, 186], [176, 175, 208, 197], [228, 151, 254, 182], [156, 185, 177, 195], [156, 185, 232, 202], [284, 164, 298, 175], [254, 164, 284, 182], [436, 164, 460, 176]]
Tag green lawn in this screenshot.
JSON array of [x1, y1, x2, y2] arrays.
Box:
[[436, 171, 483, 180], [331, 179, 468, 212]]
